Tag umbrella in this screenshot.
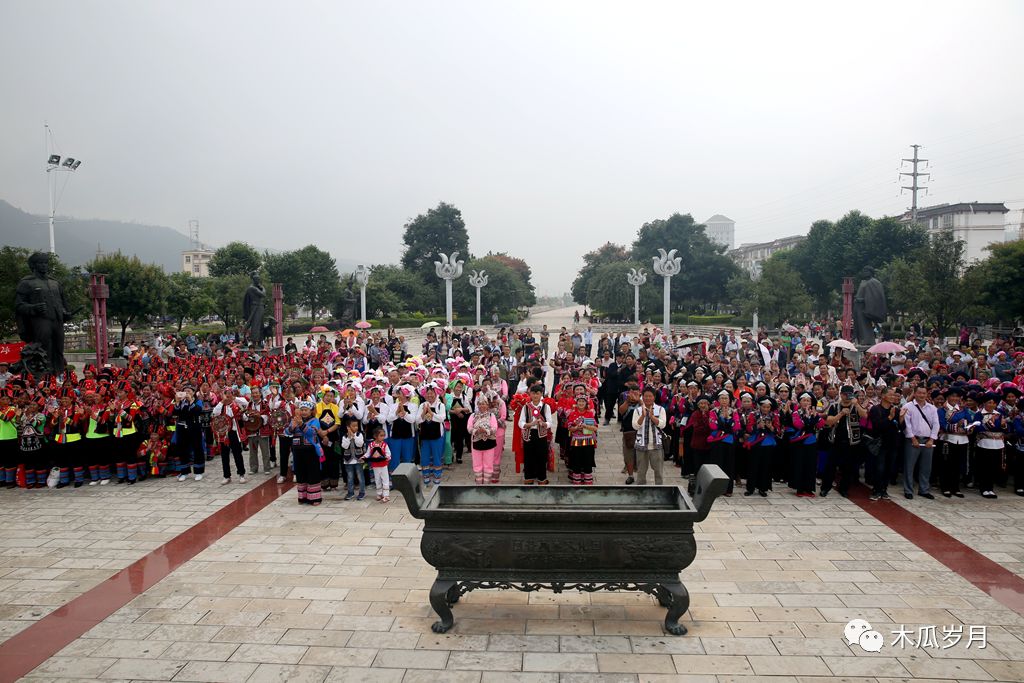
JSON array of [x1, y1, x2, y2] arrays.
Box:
[[827, 339, 858, 352], [494, 322, 514, 328], [867, 341, 906, 354], [757, 342, 772, 367], [675, 337, 703, 347], [339, 328, 358, 337], [420, 321, 441, 329], [782, 324, 798, 333], [309, 325, 329, 333], [355, 321, 372, 329]]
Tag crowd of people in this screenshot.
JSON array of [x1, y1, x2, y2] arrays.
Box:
[[2, 320, 1024, 505]]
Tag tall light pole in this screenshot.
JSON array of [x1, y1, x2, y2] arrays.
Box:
[[652, 248, 682, 334], [434, 251, 464, 328], [626, 268, 646, 326], [353, 265, 369, 322], [468, 269, 488, 328], [44, 124, 83, 254]]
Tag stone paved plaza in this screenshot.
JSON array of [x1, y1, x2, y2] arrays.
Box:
[[1, 310, 1024, 682]]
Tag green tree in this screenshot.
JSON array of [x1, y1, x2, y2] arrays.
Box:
[[263, 251, 302, 306], [207, 274, 250, 331], [571, 242, 629, 305], [291, 246, 340, 321], [742, 253, 813, 326], [486, 252, 535, 293], [879, 230, 974, 335], [400, 202, 470, 292], [453, 256, 537, 321], [977, 240, 1024, 322], [0, 247, 87, 339], [363, 265, 430, 315], [165, 272, 214, 331], [629, 213, 739, 308], [208, 241, 262, 278], [787, 212, 927, 311], [585, 261, 660, 319], [87, 252, 168, 345]]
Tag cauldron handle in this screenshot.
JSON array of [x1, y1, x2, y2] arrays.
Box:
[[691, 464, 729, 522], [392, 463, 426, 518]]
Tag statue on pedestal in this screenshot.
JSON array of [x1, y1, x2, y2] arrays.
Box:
[[853, 266, 886, 346], [338, 276, 356, 327], [14, 252, 72, 375], [243, 270, 266, 347]]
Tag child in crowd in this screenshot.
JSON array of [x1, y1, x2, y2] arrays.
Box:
[[364, 426, 391, 502], [340, 419, 366, 501]]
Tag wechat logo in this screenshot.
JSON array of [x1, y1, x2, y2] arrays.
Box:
[[845, 619, 883, 652]]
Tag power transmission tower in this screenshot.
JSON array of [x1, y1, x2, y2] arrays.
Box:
[[900, 144, 930, 223]]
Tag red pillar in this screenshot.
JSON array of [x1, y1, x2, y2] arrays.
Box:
[[273, 283, 284, 348], [841, 277, 854, 342], [90, 273, 109, 367]]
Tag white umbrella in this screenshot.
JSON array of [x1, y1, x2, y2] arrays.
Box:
[[757, 343, 772, 367], [827, 339, 858, 352], [675, 337, 703, 347], [420, 321, 441, 329]]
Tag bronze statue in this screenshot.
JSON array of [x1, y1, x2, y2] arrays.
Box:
[[242, 270, 266, 347], [338, 275, 356, 326], [853, 266, 886, 346], [14, 252, 72, 375]]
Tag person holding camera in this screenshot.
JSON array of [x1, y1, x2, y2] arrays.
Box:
[[821, 385, 867, 497]]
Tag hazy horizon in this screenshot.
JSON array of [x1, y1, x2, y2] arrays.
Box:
[[2, 1, 1022, 295]]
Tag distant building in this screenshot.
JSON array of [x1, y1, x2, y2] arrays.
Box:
[[729, 235, 805, 279], [182, 248, 215, 277], [899, 202, 1010, 263], [704, 214, 736, 250]]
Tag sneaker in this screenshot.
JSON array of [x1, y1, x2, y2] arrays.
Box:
[[357, 493, 365, 500], [743, 491, 754, 496], [982, 490, 998, 499], [194, 474, 203, 482], [177, 474, 187, 482], [904, 493, 913, 499], [276, 475, 285, 484], [953, 492, 964, 498], [88, 480, 99, 486], [920, 492, 935, 500], [99, 479, 109, 486], [868, 494, 880, 501], [942, 491, 952, 498], [880, 492, 891, 500], [624, 476, 635, 485], [344, 493, 353, 501], [220, 478, 231, 485], [239, 476, 246, 483], [759, 490, 767, 497]]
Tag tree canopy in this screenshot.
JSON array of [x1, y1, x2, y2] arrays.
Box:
[[976, 240, 1024, 323], [400, 202, 470, 285], [87, 252, 168, 344], [208, 241, 262, 278], [786, 212, 927, 311], [571, 242, 630, 306]]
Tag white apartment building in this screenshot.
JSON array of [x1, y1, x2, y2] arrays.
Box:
[[900, 202, 1010, 263], [704, 214, 736, 250], [182, 248, 215, 277]]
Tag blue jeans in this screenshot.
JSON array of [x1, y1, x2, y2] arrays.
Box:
[[387, 437, 416, 472], [344, 463, 365, 497], [420, 437, 444, 482]]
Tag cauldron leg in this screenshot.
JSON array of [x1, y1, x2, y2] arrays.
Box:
[[662, 582, 690, 635], [430, 578, 457, 633]]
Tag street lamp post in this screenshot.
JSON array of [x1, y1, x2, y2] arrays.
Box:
[[468, 269, 488, 328], [353, 265, 369, 323], [652, 248, 682, 334], [44, 124, 83, 254], [626, 268, 646, 326], [433, 251, 464, 328]]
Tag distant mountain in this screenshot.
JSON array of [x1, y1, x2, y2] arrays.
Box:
[[0, 199, 370, 274], [0, 199, 191, 272]]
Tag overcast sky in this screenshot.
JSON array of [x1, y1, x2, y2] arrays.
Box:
[[2, 1, 1023, 295]]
